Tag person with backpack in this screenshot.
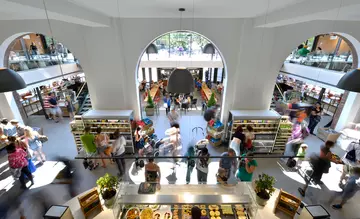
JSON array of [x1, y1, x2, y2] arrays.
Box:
[[196, 148, 210, 184], [219, 148, 236, 179], [185, 146, 195, 184], [339, 141, 360, 187]]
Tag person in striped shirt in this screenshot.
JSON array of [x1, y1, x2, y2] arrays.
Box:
[[43, 93, 53, 120]]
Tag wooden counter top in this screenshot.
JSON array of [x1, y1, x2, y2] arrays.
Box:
[[201, 83, 217, 102], [144, 84, 160, 101]]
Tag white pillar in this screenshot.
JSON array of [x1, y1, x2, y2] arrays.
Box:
[[335, 92, 360, 131]]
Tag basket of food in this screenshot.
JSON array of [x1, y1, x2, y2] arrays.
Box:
[[125, 207, 140, 219], [140, 207, 153, 219]]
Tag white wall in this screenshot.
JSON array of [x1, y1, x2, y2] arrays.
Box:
[[1, 18, 360, 124]]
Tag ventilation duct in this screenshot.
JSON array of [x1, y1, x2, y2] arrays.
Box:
[[203, 43, 215, 54], [167, 68, 195, 94], [0, 68, 26, 93], [336, 69, 360, 92]]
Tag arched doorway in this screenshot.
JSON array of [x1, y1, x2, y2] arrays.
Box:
[[272, 32, 360, 137], [134, 30, 228, 148]]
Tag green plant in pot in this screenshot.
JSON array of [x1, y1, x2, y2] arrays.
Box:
[[96, 173, 118, 207], [254, 173, 275, 206], [207, 92, 216, 108], [145, 93, 155, 116]]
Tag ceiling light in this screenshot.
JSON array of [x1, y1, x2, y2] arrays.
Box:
[[203, 43, 215, 54], [0, 68, 26, 93], [145, 43, 158, 54], [336, 69, 360, 92], [167, 68, 195, 94]]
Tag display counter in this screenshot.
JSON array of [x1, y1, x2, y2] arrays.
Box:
[[201, 82, 217, 102], [113, 183, 257, 219]]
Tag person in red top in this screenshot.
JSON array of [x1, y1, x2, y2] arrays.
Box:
[[7, 143, 34, 189], [43, 93, 53, 119]]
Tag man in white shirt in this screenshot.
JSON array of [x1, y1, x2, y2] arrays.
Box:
[[112, 130, 126, 177], [340, 141, 360, 185]]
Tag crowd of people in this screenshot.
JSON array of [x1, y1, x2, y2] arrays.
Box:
[[0, 118, 48, 190]]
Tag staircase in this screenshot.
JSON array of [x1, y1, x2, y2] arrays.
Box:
[[77, 94, 92, 115]]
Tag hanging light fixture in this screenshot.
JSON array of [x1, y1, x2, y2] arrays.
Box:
[[336, 69, 360, 92], [167, 68, 195, 93], [167, 8, 195, 94], [146, 43, 158, 54], [0, 68, 26, 93], [203, 43, 215, 55]]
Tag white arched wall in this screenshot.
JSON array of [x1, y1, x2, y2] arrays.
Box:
[[134, 30, 229, 120], [1, 18, 360, 124]]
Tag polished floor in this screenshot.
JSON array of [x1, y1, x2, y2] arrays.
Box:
[[0, 114, 359, 219]]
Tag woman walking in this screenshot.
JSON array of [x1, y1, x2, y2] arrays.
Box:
[[95, 127, 110, 168], [185, 146, 195, 184], [7, 143, 34, 189], [230, 126, 245, 156], [308, 102, 322, 135], [24, 126, 46, 163]]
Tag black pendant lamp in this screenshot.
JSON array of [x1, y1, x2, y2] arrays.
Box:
[[146, 43, 158, 54], [336, 69, 360, 92], [0, 68, 26, 93], [167, 68, 195, 94], [203, 43, 215, 54]]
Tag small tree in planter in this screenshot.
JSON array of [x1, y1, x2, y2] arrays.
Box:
[[145, 94, 155, 116], [207, 92, 216, 108], [254, 173, 276, 206], [96, 173, 118, 207]]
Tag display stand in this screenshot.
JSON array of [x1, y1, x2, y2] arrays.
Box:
[[207, 121, 224, 147], [273, 189, 301, 218], [138, 118, 155, 136], [228, 110, 281, 153], [113, 183, 258, 219], [273, 116, 292, 154], [78, 188, 103, 218], [82, 110, 135, 154], [70, 115, 85, 154]]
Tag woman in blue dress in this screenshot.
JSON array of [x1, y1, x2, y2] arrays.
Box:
[[24, 126, 46, 163]]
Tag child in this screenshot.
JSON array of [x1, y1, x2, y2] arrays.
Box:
[[296, 144, 308, 167], [65, 95, 75, 120]]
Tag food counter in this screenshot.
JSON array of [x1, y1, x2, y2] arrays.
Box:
[[201, 82, 217, 102], [113, 183, 257, 219]]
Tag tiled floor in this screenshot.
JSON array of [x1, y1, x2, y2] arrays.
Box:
[[0, 113, 359, 219]]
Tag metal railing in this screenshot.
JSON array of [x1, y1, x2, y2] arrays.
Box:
[[285, 51, 353, 73]]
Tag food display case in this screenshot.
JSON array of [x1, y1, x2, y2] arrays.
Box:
[[227, 110, 281, 153], [113, 183, 258, 219], [82, 110, 135, 153]]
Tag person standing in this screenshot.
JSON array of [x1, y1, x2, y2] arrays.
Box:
[[168, 106, 180, 127], [134, 126, 145, 156], [236, 152, 257, 182], [331, 167, 360, 210], [112, 130, 126, 177], [230, 126, 245, 156], [95, 127, 110, 168], [308, 102, 322, 135], [80, 126, 99, 170], [24, 126, 46, 163], [7, 143, 34, 189], [43, 93, 53, 119], [145, 158, 161, 189], [29, 42, 37, 59], [219, 149, 237, 179], [244, 125, 255, 152], [196, 148, 210, 184], [65, 95, 75, 120], [1, 118, 17, 137], [163, 94, 171, 115], [10, 120, 25, 139], [339, 141, 360, 186], [48, 92, 63, 123], [185, 146, 195, 184]]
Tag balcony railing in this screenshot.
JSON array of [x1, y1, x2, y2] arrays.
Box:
[[8, 50, 77, 72], [285, 51, 353, 73]]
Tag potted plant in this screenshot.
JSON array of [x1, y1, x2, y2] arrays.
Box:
[[96, 173, 118, 207], [207, 92, 216, 108], [254, 173, 276, 206], [145, 94, 155, 116]]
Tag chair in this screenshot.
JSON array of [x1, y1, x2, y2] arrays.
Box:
[[191, 98, 198, 109]]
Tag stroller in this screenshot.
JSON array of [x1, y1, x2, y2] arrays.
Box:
[[191, 127, 209, 153]]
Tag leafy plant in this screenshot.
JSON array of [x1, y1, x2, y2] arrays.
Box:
[[146, 94, 155, 108], [96, 173, 118, 199], [254, 173, 276, 200], [207, 92, 216, 108]]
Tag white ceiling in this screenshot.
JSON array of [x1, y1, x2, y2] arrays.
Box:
[[68, 0, 306, 18]]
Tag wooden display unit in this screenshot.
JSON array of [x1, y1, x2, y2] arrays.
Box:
[[228, 110, 281, 153], [70, 115, 85, 154], [273, 116, 292, 154], [274, 189, 301, 218], [82, 110, 135, 154], [78, 188, 103, 218]]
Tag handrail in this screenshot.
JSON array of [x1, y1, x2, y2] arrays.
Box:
[[76, 82, 87, 99], [275, 83, 285, 100], [77, 93, 90, 115]]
